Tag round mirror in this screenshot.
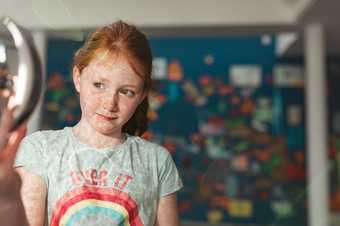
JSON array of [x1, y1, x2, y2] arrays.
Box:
[[0, 17, 42, 131]]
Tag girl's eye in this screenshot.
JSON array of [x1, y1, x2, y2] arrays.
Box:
[[93, 82, 105, 89], [120, 89, 135, 97]]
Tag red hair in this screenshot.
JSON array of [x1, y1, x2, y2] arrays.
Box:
[[73, 20, 153, 136]]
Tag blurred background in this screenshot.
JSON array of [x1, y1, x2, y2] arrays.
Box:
[[1, 0, 340, 225]]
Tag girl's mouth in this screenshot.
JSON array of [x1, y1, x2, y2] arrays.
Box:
[[97, 113, 116, 120]]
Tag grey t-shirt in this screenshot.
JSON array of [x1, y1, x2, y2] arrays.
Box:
[[15, 127, 183, 226]]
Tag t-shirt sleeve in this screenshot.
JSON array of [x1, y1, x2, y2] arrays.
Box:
[[14, 131, 48, 184], [158, 149, 183, 198]]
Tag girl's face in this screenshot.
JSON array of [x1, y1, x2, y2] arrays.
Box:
[[73, 54, 145, 136]]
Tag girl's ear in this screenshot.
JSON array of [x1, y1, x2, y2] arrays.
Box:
[[72, 66, 81, 93]]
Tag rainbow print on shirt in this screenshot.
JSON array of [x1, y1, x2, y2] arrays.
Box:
[[50, 186, 143, 226]]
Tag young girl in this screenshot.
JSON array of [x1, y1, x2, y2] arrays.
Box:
[[15, 21, 183, 226]]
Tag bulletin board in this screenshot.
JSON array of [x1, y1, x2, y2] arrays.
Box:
[[44, 35, 307, 225], [147, 37, 307, 225]]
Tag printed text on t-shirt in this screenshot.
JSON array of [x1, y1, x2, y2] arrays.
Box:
[[70, 169, 133, 190]]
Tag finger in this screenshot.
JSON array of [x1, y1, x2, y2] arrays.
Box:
[[0, 107, 15, 149], [0, 123, 27, 165], [0, 107, 14, 129], [9, 124, 26, 146]]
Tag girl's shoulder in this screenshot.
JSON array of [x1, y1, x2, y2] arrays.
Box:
[[129, 135, 164, 150], [127, 135, 172, 160], [23, 127, 69, 146]]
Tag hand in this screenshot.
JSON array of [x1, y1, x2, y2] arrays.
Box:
[[0, 108, 27, 200]]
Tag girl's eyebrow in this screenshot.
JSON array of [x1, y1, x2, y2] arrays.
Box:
[[93, 75, 110, 82], [121, 84, 139, 89], [90, 72, 140, 89]]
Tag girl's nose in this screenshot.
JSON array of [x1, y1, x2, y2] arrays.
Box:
[[103, 92, 119, 112]]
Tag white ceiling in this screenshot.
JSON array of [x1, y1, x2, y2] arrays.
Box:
[[0, 0, 339, 55], [0, 0, 314, 29]]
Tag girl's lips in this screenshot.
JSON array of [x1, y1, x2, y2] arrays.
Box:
[[97, 113, 116, 120]]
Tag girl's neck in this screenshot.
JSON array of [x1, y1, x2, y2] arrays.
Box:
[[72, 121, 126, 149]]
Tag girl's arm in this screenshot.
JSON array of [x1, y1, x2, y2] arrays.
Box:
[[16, 167, 47, 226], [154, 193, 180, 226]]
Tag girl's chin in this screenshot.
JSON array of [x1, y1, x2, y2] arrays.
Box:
[[92, 123, 122, 136]]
